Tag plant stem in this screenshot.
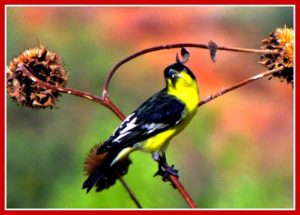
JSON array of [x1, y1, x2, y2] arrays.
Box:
[[117, 174, 142, 208], [166, 170, 197, 208], [198, 66, 284, 107], [102, 42, 278, 98]]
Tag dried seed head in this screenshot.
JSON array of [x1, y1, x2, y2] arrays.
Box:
[[7, 45, 68, 108], [84, 144, 108, 176], [84, 144, 132, 192], [259, 26, 294, 84]]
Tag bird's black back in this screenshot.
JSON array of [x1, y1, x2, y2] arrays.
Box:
[[97, 89, 185, 153]]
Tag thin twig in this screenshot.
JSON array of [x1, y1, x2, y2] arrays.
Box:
[[198, 66, 284, 107], [102, 43, 279, 98], [117, 174, 142, 208]]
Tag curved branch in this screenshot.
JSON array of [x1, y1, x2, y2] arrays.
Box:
[[102, 42, 278, 98], [19, 64, 126, 120]]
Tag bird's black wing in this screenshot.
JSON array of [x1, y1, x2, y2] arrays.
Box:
[[97, 89, 185, 153]]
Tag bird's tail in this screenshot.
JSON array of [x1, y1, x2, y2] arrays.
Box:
[[82, 144, 132, 193]]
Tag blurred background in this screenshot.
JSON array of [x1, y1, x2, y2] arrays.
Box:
[[6, 6, 293, 208]]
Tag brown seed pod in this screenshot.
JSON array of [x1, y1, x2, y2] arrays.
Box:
[[84, 144, 132, 192], [7, 45, 68, 108], [259, 26, 294, 84]]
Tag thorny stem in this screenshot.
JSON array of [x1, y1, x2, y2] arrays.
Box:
[[198, 66, 284, 107], [102, 42, 279, 98]]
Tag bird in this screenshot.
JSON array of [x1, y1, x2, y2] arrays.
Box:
[[82, 61, 200, 193]]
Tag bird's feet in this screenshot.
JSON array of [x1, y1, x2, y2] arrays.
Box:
[[154, 163, 179, 188]]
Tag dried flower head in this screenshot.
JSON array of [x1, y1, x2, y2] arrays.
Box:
[[259, 26, 294, 84], [84, 144, 132, 192], [7, 45, 68, 108]]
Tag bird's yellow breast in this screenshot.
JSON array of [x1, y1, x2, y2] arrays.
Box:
[[167, 71, 200, 115], [142, 72, 200, 153]]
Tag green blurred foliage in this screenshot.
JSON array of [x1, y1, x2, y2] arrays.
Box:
[[6, 6, 293, 208]]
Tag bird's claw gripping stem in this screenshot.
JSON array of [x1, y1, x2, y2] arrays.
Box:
[[154, 163, 179, 188]]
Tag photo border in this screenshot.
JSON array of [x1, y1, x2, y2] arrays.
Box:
[[2, 1, 298, 214]]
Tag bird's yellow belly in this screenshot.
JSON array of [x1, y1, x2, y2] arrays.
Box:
[[141, 110, 197, 153], [142, 128, 178, 152]]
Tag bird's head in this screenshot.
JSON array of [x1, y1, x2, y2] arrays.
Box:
[[164, 62, 196, 90]]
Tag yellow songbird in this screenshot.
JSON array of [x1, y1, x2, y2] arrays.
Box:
[[83, 62, 200, 192]]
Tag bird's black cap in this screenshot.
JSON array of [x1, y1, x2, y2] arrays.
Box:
[[164, 62, 196, 80]]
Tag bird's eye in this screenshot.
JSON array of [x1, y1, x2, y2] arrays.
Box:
[[168, 69, 180, 79]]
